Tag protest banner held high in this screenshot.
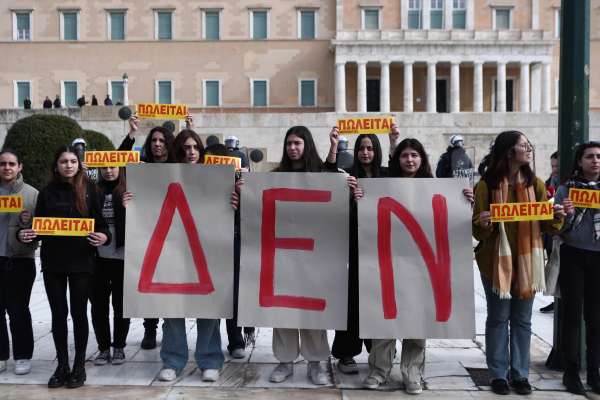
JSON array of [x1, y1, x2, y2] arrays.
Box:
[[337, 117, 394, 135], [84, 151, 140, 167], [137, 103, 188, 119]]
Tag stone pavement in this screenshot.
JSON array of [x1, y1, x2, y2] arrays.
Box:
[[1, 260, 599, 400]]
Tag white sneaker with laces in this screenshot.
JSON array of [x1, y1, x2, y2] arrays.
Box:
[[15, 359, 31, 375], [202, 369, 220, 382], [157, 368, 177, 382], [406, 372, 423, 395], [307, 361, 328, 385], [269, 362, 293, 383], [0, 360, 7, 373]]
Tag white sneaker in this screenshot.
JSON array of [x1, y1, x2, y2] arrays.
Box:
[[231, 348, 246, 359], [15, 359, 31, 375], [157, 368, 177, 382], [406, 372, 423, 395], [202, 369, 220, 382], [269, 362, 293, 383], [0, 360, 6, 373], [307, 362, 328, 385]]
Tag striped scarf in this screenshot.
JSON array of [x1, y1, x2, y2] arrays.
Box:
[[492, 171, 545, 299], [564, 173, 600, 240]]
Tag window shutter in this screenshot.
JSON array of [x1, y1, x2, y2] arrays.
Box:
[[63, 13, 77, 40], [364, 10, 379, 29], [17, 82, 30, 106], [452, 10, 466, 29], [408, 10, 421, 29], [430, 10, 443, 29], [158, 81, 172, 104], [205, 81, 219, 106], [301, 81, 315, 106], [111, 13, 125, 40], [158, 12, 172, 39], [253, 81, 267, 106], [111, 81, 124, 104], [300, 11, 315, 39], [253, 12, 267, 39], [205, 12, 219, 39], [496, 10, 510, 29], [17, 14, 30, 30], [64, 82, 78, 106]]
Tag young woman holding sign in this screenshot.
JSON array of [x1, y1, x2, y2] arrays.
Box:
[[473, 131, 566, 395], [332, 124, 400, 374], [18, 145, 111, 389], [0, 150, 39, 376], [90, 166, 130, 366], [173, 130, 205, 164], [552, 142, 600, 395]]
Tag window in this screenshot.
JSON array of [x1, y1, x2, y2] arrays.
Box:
[[252, 11, 268, 39], [62, 81, 78, 107], [110, 12, 125, 40], [495, 10, 510, 30], [430, 0, 443, 29], [62, 12, 78, 40], [157, 11, 173, 39], [300, 11, 315, 38], [408, 0, 422, 29], [452, 0, 466, 29], [364, 10, 379, 29], [203, 80, 221, 106], [156, 81, 173, 104], [555, 9, 561, 38], [555, 78, 560, 107], [15, 13, 31, 40], [14, 81, 31, 108], [205, 11, 220, 39], [299, 79, 317, 106], [110, 81, 124, 105], [251, 80, 268, 106]]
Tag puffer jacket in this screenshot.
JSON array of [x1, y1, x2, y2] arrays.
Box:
[[7, 173, 39, 257]]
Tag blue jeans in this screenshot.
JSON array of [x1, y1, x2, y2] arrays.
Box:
[[160, 318, 224, 374], [481, 274, 534, 381]]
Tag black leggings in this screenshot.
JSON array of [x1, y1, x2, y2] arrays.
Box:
[[43, 271, 91, 353]]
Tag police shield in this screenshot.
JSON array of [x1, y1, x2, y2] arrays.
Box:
[[450, 146, 475, 186]]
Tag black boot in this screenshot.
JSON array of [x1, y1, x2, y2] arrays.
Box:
[[141, 328, 157, 350], [563, 362, 586, 395], [48, 350, 70, 388], [588, 367, 600, 395], [67, 353, 87, 389]]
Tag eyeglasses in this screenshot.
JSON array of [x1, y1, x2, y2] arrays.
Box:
[[512, 143, 534, 151]]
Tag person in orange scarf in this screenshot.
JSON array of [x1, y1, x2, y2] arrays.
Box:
[[472, 131, 566, 395]]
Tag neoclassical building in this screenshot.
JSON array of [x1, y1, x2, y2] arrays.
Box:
[[0, 0, 594, 114]]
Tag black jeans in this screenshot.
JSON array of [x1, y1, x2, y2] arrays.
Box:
[[43, 270, 91, 353], [559, 243, 600, 368], [91, 258, 130, 351], [226, 234, 254, 352], [0, 257, 36, 360]]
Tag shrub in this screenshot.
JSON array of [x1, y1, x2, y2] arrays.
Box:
[[81, 129, 116, 151]]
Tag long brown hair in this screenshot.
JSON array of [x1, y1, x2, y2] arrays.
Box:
[[47, 145, 100, 217], [483, 130, 536, 189], [275, 126, 328, 172], [350, 134, 383, 178], [388, 138, 433, 178], [173, 130, 205, 163], [142, 126, 175, 162], [560, 141, 600, 184], [100, 167, 126, 197]]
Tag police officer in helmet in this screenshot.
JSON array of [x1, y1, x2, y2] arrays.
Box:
[[435, 134, 474, 178], [225, 136, 249, 169]]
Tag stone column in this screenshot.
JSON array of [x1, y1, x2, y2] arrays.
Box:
[[542, 61, 551, 112], [357, 61, 367, 113], [473, 60, 483, 112], [496, 61, 507, 112], [335, 61, 346, 113], [423, 0, 431, 30], [404, 61, 414, 112], [520, 62, 530, 112], [380, 61, 391, 113], [427, 61, 437, 113], [123, 82, 129, 106], [531, 63, 541, 112], [450, 61, 460, 113]]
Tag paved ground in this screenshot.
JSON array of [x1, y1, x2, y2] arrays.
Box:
[[1, 259, 599, 399]]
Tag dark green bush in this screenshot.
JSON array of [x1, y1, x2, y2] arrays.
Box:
[[81, 129, 116, 151], [3, 114, 83, 190]]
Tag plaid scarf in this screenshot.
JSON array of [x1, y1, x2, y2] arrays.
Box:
[[492, 171, 545, 299], [564, 173, 600, 240]]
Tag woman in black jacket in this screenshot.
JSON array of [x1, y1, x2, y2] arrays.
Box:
[[18, 145, 111, 389], [91, 166, 129, 366]]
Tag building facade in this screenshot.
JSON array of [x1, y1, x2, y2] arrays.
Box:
[[2, 0, 596, 113]]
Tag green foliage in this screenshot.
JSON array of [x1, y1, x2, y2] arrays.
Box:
[[3, 114, 83, 190], [81, 129, 115, 151]]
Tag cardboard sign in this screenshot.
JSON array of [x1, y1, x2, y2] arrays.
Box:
[[137, 103, 188, 119], [237, 173, 350, 330], [337, 117, 394, 135], [204, 155, 241, 169], [569, 188, 600, 208], [0, 196, 22, 212], [490, 202, 554, 222], [32, 218, 95, 236], [85, 151, 140, 167], [358, 178, 475, 339], [123, 164, 235, 318]]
